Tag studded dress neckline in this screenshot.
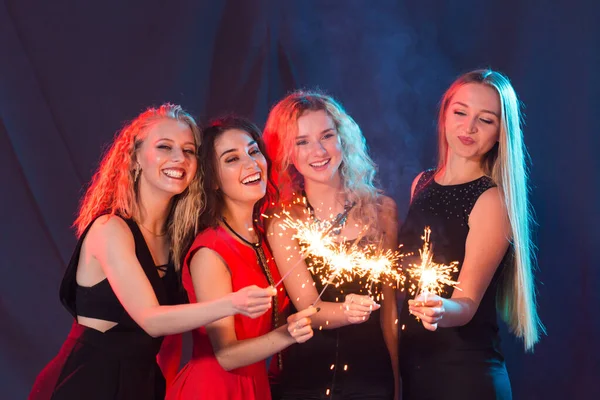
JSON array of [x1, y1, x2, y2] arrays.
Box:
[[432, 174, 488, 188]]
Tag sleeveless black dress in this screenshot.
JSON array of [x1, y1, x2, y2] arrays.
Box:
[[272, 240, 394, 400], [29, 216, 181, 400], [397, 170, 512, 400]]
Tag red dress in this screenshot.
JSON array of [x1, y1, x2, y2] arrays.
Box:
[[166, 226, 288, 400]]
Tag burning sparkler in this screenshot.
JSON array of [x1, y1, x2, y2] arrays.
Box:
[[407, 227, 460, 302], [275, 209, 405, 303]]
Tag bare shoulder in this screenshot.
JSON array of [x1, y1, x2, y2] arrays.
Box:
[[472, 186, 506, 214], [82, 215, 138, 276], [265, 202, 305, 236], [377, 195, 398, 219], [189, 247, 230, 275], [87, 214, 135, 247], [377, 195, 399, 236], [469, 186, 509, 233]]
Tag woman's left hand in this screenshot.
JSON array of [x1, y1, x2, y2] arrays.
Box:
[[343, 293, 380, 324], [408, 293, 445, 331]]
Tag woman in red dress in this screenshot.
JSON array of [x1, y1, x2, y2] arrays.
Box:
[[166, 116, 316, 400]]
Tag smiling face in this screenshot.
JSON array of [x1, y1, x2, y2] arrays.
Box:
[[444, 83, 502, 162], [293, 109, 343, 186], [214, 128, 268, 207], [136, 118, 197, 198]]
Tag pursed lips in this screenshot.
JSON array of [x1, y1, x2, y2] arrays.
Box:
[[458, 136, 475, 145]]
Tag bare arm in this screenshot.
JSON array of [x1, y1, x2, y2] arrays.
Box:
[[266, 211, 378, 329], [191, 247, 314, 371], [88, 216, 273, 337], [408, 187, 511, 329], [378, 196, 400, 400]]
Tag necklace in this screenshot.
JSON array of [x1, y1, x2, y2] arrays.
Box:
[[302, 190, 356, 235], [220, 217, 283, 370], [138, 222, 167, 237]]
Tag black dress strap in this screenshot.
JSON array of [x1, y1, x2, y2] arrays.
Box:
[[413, 168, 436, 199], [59, 214, 170, 320], [59, 214, 106, 319]]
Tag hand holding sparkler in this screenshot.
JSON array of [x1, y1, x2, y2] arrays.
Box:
[[343, 293, 380, 324], [230, 285, 277, 319], [408, 294, 445, 331], [406, 227, 461, 330], [286, 306, 317, 343]]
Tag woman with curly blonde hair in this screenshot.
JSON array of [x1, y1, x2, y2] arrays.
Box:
[[29, 104, 275, 400], [263, 91, 398, 399]]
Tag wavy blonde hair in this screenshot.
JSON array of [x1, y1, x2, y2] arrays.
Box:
[[263, 90, 381, 229], [437, 69, 544, 351], [74, 104, 203, 269]]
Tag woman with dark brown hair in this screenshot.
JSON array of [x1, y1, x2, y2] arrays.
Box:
[[167, 116, 316, 400]]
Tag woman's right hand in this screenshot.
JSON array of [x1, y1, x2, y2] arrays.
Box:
[[344, 293, 380, 324], [230, 285, 276, 318], [287, 306, 317, 343]]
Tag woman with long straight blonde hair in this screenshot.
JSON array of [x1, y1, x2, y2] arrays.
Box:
[[29, 104, 275, 400], [398, 69, 544, 399]]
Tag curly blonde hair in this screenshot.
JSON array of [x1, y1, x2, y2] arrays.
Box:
[[74, 104, 202, 269], [263, 90, 381, 229]]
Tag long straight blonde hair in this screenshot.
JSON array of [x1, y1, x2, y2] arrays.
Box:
[[74, 104, 203, 269], [437, 69, 544, 351]]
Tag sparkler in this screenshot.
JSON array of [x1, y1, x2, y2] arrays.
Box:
[[265, 193, 406, 309], [309, 239, 365, 306], [357, 243, 406, 294], [277, 210, 405, 303], [407, 227, 460, 302], [271, 209, 340, 288]]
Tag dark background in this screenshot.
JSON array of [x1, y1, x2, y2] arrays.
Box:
[[1, 1, 598, 398]]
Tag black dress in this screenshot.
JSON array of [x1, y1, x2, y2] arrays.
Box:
[[397, 170, 512, 400], [29, 216, 181, 400], [272, 241, 394, 400]]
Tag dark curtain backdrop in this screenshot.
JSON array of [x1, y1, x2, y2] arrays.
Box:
[[1, 0, 598, 398]]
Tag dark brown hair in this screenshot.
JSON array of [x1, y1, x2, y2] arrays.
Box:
[[198, 116, 277, 232]]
